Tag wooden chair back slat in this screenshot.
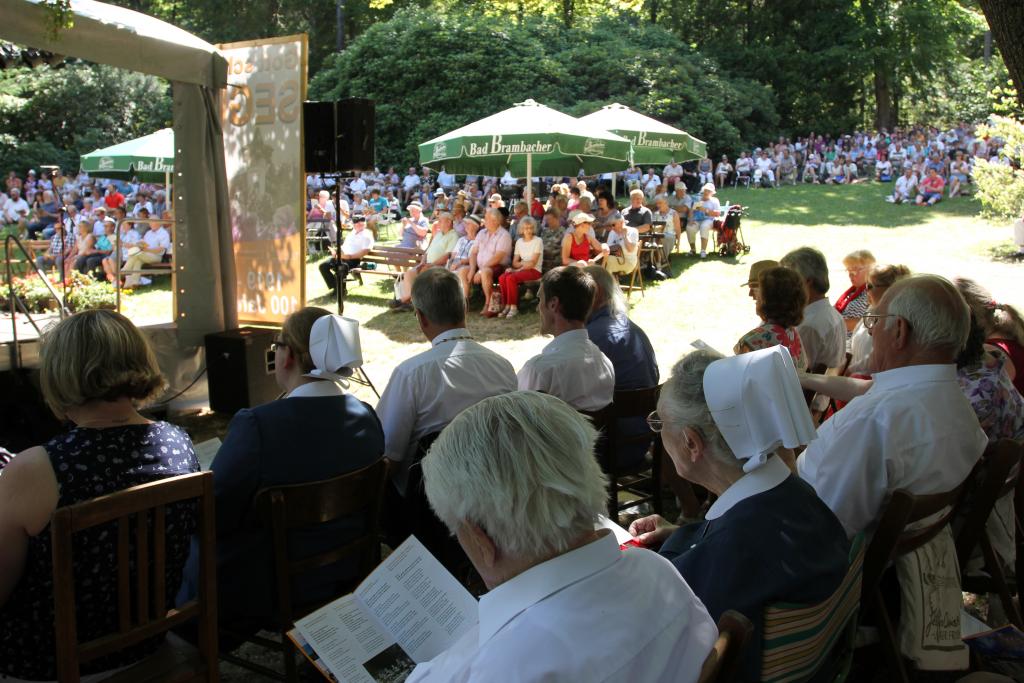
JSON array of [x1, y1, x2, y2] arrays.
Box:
[[153, 505, 166, 623], [117, 516, 131, 633], [51, 470, 218, 683], [955, 440, 1021, 567], [136, 510, 150, 626]]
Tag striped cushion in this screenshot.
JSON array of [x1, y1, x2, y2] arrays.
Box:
[[760, 534, 865, 683]]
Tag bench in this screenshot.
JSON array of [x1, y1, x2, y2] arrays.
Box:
[[349, 246, 424, 280]]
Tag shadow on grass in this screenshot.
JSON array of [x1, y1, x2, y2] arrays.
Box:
[[726, 182, 981, 229], [983, 240, 1023, 264]]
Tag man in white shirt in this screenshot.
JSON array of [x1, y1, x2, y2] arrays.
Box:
[[780, 247, 845, 370], [409, 390, 716, 683], [376, 268, 516, 496], [887, 167, 918, 204], [518, 266, 615, 410], [436, 166, 455, 192], [123, 222, 170, 287], [348, 175, 367, 196], [663, 160, 684, 191], [798, 274, 987, 538], [318, 214, 374, 294], [754, 151, 776, 187], [2, 188, 29, 229]]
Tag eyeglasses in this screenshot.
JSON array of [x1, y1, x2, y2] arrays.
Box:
[[865, 282, 884, 291], [646, 410, 663, 433], [271, 339, 289, 351], [861, 313, 897, 330]]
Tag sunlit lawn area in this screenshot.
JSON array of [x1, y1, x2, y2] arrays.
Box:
[[122, 181, 1024, 401]]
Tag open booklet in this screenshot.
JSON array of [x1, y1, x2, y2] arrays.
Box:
[[288, 536, 479, 683]]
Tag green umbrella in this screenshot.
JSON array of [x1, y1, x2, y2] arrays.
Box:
[[578, 103, 706, 165], [419, 99, 631, 200], [80, 128, 174, 183]]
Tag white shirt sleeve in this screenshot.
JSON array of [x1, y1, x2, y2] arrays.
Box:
[[517, 356, 548, 393], [377, 367, 417, 463]]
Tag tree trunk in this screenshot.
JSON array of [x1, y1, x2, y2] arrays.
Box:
[[978, 0, 1024, 110], [562, 0, 574, 28], [874, 63, 897, 130], [648, 0, 659, 24]]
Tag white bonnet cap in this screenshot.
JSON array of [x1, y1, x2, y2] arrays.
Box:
[[304, 315, 363, 382], [703, 346, 816, 472]]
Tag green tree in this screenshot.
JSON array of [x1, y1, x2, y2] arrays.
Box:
[[972, 116, 1024, 221], [0, 63, 171, 174], [309, 9, 777, 165]]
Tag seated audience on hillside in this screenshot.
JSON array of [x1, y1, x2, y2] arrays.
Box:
[[630, 346, 849, 681], [651, 195, 678, 269], [846, 264, 912, 376], [496, 216, 543, 319], [123, 221, 170, 288], [398, 200, 429, 248], [518, 266, 615, 411], [25, 189, 59, 239], [376, 268, 516, 497], [780, 247, 846, 371], [177, 309, 383, 648], [948, 152, 971, 198], [915, 167, 945, 206], [319, 214, 373, 295], [34, 218, 76, 275], [411, 391, 717, 682], [835, 249, 876, 336], [798, 274, 987, 538], [393, 212, 459, 311], [74, 216, 114, 275], [957, 277, 1024, 394], [715, 155, 733, 188], [735, 266, 808, 371], [0, 310, 198, 681]]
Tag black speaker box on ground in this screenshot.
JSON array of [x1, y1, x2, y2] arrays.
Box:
[[303, 99, 376, 173], [205, 327, 280, 414]]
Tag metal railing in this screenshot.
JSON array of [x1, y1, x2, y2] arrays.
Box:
[[3, 233, 71, 370]]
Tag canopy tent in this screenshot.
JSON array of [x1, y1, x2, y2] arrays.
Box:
[[419, 99, 632, 201], [81, 128, 174, 182], [0, 0, 234, 361], [578, 103, 706, 165]]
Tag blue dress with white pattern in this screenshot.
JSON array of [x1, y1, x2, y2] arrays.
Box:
[[0, 422, 198, 680]]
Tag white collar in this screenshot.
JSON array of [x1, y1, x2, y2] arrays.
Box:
[[543, 328, 589, 353], [479, 532, 618, 645], [804, 298, 832, 314], [869, 363, 956, 392], [431, 327, 473, 347], [706, 454, 790, 520], [286, 380, 344, 399]]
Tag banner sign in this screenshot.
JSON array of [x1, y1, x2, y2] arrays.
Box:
[[219, 34, 307, 324]]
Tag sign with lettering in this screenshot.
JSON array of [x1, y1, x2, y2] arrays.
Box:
[[219, 35, 307, 324]]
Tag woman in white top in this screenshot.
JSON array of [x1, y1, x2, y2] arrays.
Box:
[[688, 183, 720, 258], [497, 217, 543, 319]]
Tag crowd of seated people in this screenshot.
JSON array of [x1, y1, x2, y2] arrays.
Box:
[[1, 167, 173, 287], [3, 242, 1024, 680]]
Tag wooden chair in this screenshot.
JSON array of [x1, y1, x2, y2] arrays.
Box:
[[621, 256, 644, 300], [51, 471, 217, 683], [760, 534, 865, 683], [221, 460, 389, 682], [954, 439, 1023, 628], [602, 386, 663, 522], [860, 478, 973, 683], [698, 610, 754, 683]]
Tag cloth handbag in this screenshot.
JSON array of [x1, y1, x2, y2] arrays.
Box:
[[488, 289, 503, 313]]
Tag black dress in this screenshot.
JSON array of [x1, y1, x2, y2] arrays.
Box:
[[0, 422, 199, 680]]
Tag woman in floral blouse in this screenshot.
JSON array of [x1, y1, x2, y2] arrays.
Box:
[[734, 266, 809, 371]]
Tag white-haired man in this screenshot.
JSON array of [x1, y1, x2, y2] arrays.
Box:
[[408, 391, 717, 682], [518, 266, 614, 410], [376, 268, 516, 497], [798, 275, 987, 538], [779, 247, 845, 371]]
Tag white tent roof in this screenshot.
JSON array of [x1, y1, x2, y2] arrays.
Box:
[[0, 0, 226, 88]]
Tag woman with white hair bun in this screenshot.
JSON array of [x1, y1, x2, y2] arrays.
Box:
[[629, 347, 850, 681], [409, 391, 717, 683]]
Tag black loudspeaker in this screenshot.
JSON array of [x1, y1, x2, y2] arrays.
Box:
[[204, 327, 280, 414], [304, 101, 338, 174], [337, 97, 375, 172], [303, 99, 375, 173]]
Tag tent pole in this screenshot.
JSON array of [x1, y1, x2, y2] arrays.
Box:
[[166, 170, 172, 212], [525, 153, 533, 205], [612, 174, 617, 202]]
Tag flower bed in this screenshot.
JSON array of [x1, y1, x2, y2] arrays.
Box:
[[6, 272, 121, 313]]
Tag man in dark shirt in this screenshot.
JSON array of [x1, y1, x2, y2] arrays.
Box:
[[622, 189, 653, 234]]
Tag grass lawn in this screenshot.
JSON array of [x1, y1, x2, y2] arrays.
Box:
[[123, 181, 1024, 405]]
